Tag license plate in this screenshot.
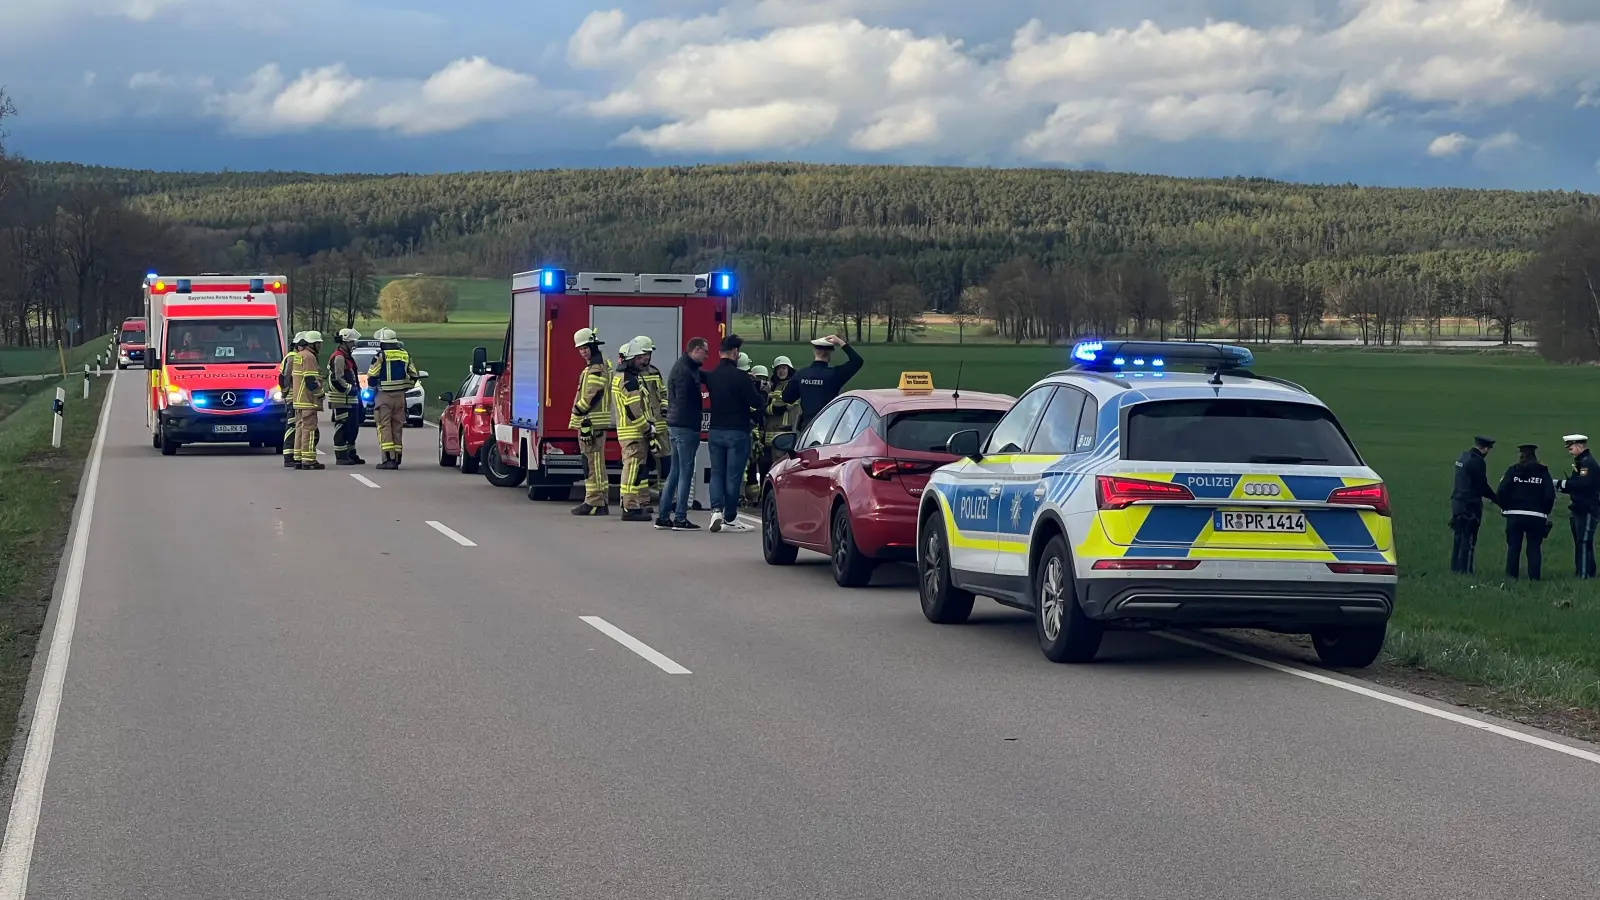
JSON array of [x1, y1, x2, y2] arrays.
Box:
[[1214, 511, 1305, 532], [700, 412, 711, 430], [212, 424, 248, 434]]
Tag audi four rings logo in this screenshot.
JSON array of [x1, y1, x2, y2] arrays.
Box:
[[220, 391, 237, 406], [1243, 482, 1280, 496]]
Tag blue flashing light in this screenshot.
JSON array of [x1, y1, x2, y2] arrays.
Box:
[[1113, 357, 1125, 365], [1152, 358, 1164, 367], [250, 395, 264, 405], [249, 278, 264, 292], [361, 388, 375, 402], [1069, 340, 1253, 373], [176, 278, 191, 293], [193, 396, 208, 407], [145, 271, 158, 282], [537, 268, 567, 293], [1132, 358, 1145, 365], [707, 270, 736, 296], [1071, 341, 1103, 362]]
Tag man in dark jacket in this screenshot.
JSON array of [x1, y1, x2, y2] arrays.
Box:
[[1450, 435, 1498, 573], [783, 335, 863, 434], [657, 337, 709, 530], [1498, 443, 1556, 580], [703, 335, 764, 532], [1557, 434, 1600, 578]]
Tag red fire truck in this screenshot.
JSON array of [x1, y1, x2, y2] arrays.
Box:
[[471, 269, 734, 499]]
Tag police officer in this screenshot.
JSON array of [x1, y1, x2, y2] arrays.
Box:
[[327, 328, 365, 466], [280, 332, 303, 467], [611, 342, 652, 522], [1497, 443, 1555, 580], [783, 335, 863, 434], [1557, 434, 1600, 578], [1450, 435, 1498, 573], [366, 327, 418, 470], [569, 328, 611, 516], [632, 335, 670, 509], [291, 330, 326, 470]]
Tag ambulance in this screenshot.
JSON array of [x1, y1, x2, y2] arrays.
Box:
[[470, 269, 734, 498], [144, 273, 290, 455]]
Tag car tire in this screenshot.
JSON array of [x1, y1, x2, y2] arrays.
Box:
[[1034, 535, 1102, 663], [159, 433, 179, 456], [830, 504, 875, 587], [437, 424, 456, 467], [918, 512, 974, 624], [482, 441, 526, 487], [762, 488, 798, 566], [459, 430, 481, 474], [1311, 624, 1387, 668]]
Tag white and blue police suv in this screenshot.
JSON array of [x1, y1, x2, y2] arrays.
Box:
[[915, 341, 1395, 667]]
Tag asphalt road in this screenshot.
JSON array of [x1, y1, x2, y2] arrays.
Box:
[[11, 372, 1600, 899]]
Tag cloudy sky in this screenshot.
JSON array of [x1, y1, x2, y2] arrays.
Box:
[[3, 0, 1599, 188]]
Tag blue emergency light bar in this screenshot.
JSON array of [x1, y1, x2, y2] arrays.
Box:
[[536, 268, 567, 293], [146, 271, 158, 282], [176, 278, 192, 293], [250, 278, 264, 292], [707, 271, 736, 296], [1070, 340, 1253, 372]]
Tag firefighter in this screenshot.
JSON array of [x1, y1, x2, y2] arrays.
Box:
[[765, 355, 799, 461], [366, 327, 418, 469], [745, 364, 772, 506], [632, 335, 670, 509], [611, 342, 653, 522], [327, 328, 365, 465], [569, 328, 611, 516], [280, 332, 304, 467], [1557, 434, 1600, 578], [291, 331, 326, 470], [1449, 435, 1497, 573]]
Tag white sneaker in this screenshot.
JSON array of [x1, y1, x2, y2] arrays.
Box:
[[709, 518, 723, 533], [724, 519, 751, 533]]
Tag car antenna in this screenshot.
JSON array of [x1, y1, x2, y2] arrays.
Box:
[[951, 362, 962, 406]]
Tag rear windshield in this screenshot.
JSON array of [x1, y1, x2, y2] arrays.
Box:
[[884, 409, 1006, 453], [1125, 399, 1362, 466]]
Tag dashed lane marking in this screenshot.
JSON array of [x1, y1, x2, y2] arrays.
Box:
[[426, 520, 476, 546], [350, 474, 380, 488], [580, 616, 691, 674]]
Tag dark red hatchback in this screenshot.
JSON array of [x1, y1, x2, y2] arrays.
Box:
[[762, 380, 1014, 587]]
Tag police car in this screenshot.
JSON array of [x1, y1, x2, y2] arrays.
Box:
[[915, 341, 1395, 668]]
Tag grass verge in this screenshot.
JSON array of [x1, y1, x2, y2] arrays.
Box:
[[0, 375, 108, 763]]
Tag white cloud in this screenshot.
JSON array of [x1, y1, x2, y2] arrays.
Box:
[[1426, 130, 1524, 159], [1428, 132, 1471, 156], [569, 0, 1600, 159], [201, 56, 541, 135]]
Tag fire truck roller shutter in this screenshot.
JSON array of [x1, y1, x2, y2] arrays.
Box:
[[589, 305, 682, 430]]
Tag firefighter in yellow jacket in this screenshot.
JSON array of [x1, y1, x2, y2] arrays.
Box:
[[569, 328, 611, 516], [366, 327, 418, 469], [279, 333, 301, 466], [612, 342, 653, 522], [291, 331, 326, 470], [631, 335, 670, 506]]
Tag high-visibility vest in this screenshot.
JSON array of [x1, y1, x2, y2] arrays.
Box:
[[368, 348, 415, 392], [610, 368, 648, 440], [291, 348, 323, 409], [326, 347, 357, 408], [568, 363, 610, 429]]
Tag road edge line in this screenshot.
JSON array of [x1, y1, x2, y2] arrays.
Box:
[[0, 370, 118, 898], [1157, 632, 1600, 766], [579, 616, 691, 674]]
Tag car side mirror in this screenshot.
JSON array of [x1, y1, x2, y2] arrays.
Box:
[[771, 431, 798, 453], [145, 354, 159, 370], [471, 346, 487, 375], [946, 429, 983, 460], [439, 391, 454, 403]]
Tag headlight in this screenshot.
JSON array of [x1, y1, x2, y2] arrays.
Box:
[[268, 386, 284, 403], [165, 387, 188, 406]]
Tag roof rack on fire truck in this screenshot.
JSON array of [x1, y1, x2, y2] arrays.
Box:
[[511, 269, 738, 296]]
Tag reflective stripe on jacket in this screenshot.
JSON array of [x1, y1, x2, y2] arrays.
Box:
[[367, 348, 417, 392], [610, 368, 649, 439], [327, 347, 357, 408], [291, 348, 323, 409], [568, 363, 611, 429]]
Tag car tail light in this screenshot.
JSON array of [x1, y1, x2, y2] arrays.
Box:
[[1096, 475, 1194, 509], [863, 458, 938, 480], [1091, 558, 1201, 571], [1326, 483, 1389, 516], [1326, 562, 1396, 576], [473, 405, 489, 414]]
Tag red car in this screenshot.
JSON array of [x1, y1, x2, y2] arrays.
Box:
[[436, 371, 497, 475], [762, 379, 1015, 587]]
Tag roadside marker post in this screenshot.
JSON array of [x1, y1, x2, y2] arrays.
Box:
[[82, 365, 89, 399], [51, 388, 65, 449]]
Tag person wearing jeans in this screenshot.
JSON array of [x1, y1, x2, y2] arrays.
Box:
[[658, 337, 709, 529], [703, 334, 764, 532]]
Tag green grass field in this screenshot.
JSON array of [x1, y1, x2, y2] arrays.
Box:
[[395, 335, 1600, 709]]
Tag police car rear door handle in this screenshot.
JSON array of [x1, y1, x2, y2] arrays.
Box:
[[1033, 483, 1047, 499], [988, 484, 1002, 497]]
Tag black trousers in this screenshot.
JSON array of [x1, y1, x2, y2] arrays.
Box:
[[1450, 505, 1481, 574], [1571, 511, 1598, 579], [331, 404, 361, 454], [1505, 516, 1545, 580]]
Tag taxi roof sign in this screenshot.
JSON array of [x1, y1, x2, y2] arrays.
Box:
[[898, 371, 934, 393]]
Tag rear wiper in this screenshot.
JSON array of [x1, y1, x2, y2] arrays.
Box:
[[1248, 454, 1327, 464]]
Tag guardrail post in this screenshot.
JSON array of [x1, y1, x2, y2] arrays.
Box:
[[51, 387, 65, 448]]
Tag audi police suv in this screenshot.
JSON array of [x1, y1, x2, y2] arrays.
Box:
[[916, 341, 1394, 668]]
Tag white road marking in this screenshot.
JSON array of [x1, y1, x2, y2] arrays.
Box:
[[580, 616, 691, 674], [349, 474, 380, 488], [426, 520, 476, 546], [737, 514, 761, 530], [1159, 633, 1600, 766], [0, 369, 117, 897]]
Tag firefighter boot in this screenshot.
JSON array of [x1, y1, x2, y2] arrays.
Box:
[[570, 502, 611, 516], [376, 456, 397, 470], [284, 452, 296, 468], [335, 450, 358, 465]]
